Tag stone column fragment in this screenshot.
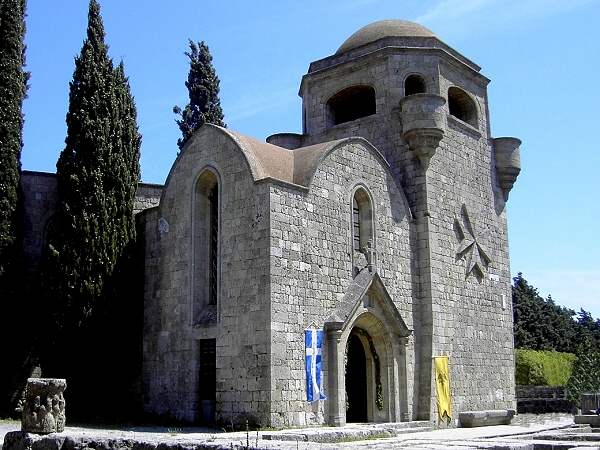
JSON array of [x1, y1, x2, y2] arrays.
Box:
[[22, 378, 67, 434]]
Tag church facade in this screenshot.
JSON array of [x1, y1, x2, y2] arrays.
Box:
[[139, 20, 522, 427]]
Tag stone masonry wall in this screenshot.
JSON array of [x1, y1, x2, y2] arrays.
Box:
[[423, 60, 515, 416], [298, 45, 515, 421], [20, 170, 162, 275], [142, 127, 272, 425], [268, 141, 415, 427]]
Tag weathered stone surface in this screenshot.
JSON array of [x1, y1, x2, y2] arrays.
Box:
[[459, 409, 516, 427], [581, 393, 600, 415], [21, 379, 66, 434], [18, 18, 521, 429], [574, 415, 600, 427]]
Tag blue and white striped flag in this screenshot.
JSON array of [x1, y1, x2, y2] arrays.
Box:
[[305, 328, 326, 402]]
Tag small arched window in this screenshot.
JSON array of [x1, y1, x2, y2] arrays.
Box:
[[352, 188, 373, 252], [448, 87, 477, 127], [193, 169, 219, 324], [327, 85, 376, 127], [404, 74, 426, 96]]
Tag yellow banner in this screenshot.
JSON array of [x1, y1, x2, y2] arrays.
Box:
[[434, 356, 452, 423]]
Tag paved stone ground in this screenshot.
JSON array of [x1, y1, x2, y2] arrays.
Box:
[[2, 414, 599, 449]]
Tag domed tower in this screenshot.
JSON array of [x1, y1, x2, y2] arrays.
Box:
[[270, 20, 521, 421]]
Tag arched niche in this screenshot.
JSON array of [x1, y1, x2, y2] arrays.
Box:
[[404, 74, 427, 96], [327, 85, 376, 126], [448, 86, 478, 127]]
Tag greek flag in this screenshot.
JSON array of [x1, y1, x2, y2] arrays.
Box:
[[305, 328, 326, 402]]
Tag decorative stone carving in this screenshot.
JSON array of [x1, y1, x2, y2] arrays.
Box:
[[22, 378, 66, 434], [158, 217, 169, 235], [361, 239, 376, 273], [493, 137, 521, 201], [455, 205, 491, 280], [399, 93, 446, 169]]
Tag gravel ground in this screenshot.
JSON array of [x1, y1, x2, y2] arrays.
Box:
[[0, 413, 585, 450]]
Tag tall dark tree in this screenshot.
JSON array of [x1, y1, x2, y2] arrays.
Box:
[[173, 40, 225, 150], [42, 0, 140, 330], [0, 0, 27, 278], [513, 273, 597, 354], [39, 0, 141, 419], [0, 0, 31, 418]]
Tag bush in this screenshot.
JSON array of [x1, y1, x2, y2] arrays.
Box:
[[515, 349, 576, 386]]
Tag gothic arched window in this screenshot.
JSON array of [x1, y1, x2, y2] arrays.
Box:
[[352, 188, 373, 252], [193, 169, 219, 324]]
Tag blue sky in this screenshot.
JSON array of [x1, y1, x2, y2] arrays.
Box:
[[21, 0, 600, 316]]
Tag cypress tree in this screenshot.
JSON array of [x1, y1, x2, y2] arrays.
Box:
[[0, 0, 27, 278], [0, 0, 29, 418], [173, 40, 225, 150], [39, 0, 140, 419], [43, 0, 140, 329]]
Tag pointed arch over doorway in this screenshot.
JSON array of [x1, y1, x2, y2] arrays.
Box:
[[324, 271, 412, 426]]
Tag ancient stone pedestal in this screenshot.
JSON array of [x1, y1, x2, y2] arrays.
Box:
[[21, 378, 66, 434]]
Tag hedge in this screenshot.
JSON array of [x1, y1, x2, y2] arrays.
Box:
[[515, 349, 576, 386]]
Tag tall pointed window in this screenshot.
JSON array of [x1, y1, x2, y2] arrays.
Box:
[[352, 188, 373, 252], [193, 169, 219, 324]]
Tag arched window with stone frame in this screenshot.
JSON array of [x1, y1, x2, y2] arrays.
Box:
[[351, 186, 375, 273], [192, 168, 220, 325]]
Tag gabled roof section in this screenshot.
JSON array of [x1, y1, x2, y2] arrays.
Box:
[[178, 125, 399, 191], [326, 270, 412, 337]]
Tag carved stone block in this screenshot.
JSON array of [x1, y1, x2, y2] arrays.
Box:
[[21, 378, 66, 434]]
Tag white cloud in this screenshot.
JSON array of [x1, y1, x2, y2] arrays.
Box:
[[517, 269, 600, 318], [415, 0, 598, 37]]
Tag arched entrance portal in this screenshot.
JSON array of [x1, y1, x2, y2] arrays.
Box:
[[324, 272, 412, 427], [346, 332, 368, 422]]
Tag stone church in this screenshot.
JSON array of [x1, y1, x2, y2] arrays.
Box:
[[22, 20, 522, 428]]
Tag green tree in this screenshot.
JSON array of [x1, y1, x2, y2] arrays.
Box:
[[512, 273, 580, 353], [39, 0, 140, 420], [565, 340, 600, 404], [0, 0, 30, 418], [42, 0, 140, 330], [173, 39, 225, 150], [0, 0, 27, 278]]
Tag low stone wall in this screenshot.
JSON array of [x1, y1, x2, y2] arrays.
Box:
[[516, 385, 573, 413]]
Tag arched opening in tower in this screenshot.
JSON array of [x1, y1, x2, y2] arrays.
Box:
[[448, 86, 478, 127], [327, 85, 376, 126], [404, 74, 426, 96]]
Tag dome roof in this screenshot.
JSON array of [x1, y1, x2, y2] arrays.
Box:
[[336, 20, 436, 55]]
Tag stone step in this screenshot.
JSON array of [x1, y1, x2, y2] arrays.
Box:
[[262, 421, 434, 443]]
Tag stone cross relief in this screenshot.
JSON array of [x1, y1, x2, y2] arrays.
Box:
[[454, 204, 492, 281]]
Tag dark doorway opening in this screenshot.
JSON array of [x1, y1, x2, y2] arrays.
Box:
[[345, 332, 368, 422], [199, 339, 216, 424]]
